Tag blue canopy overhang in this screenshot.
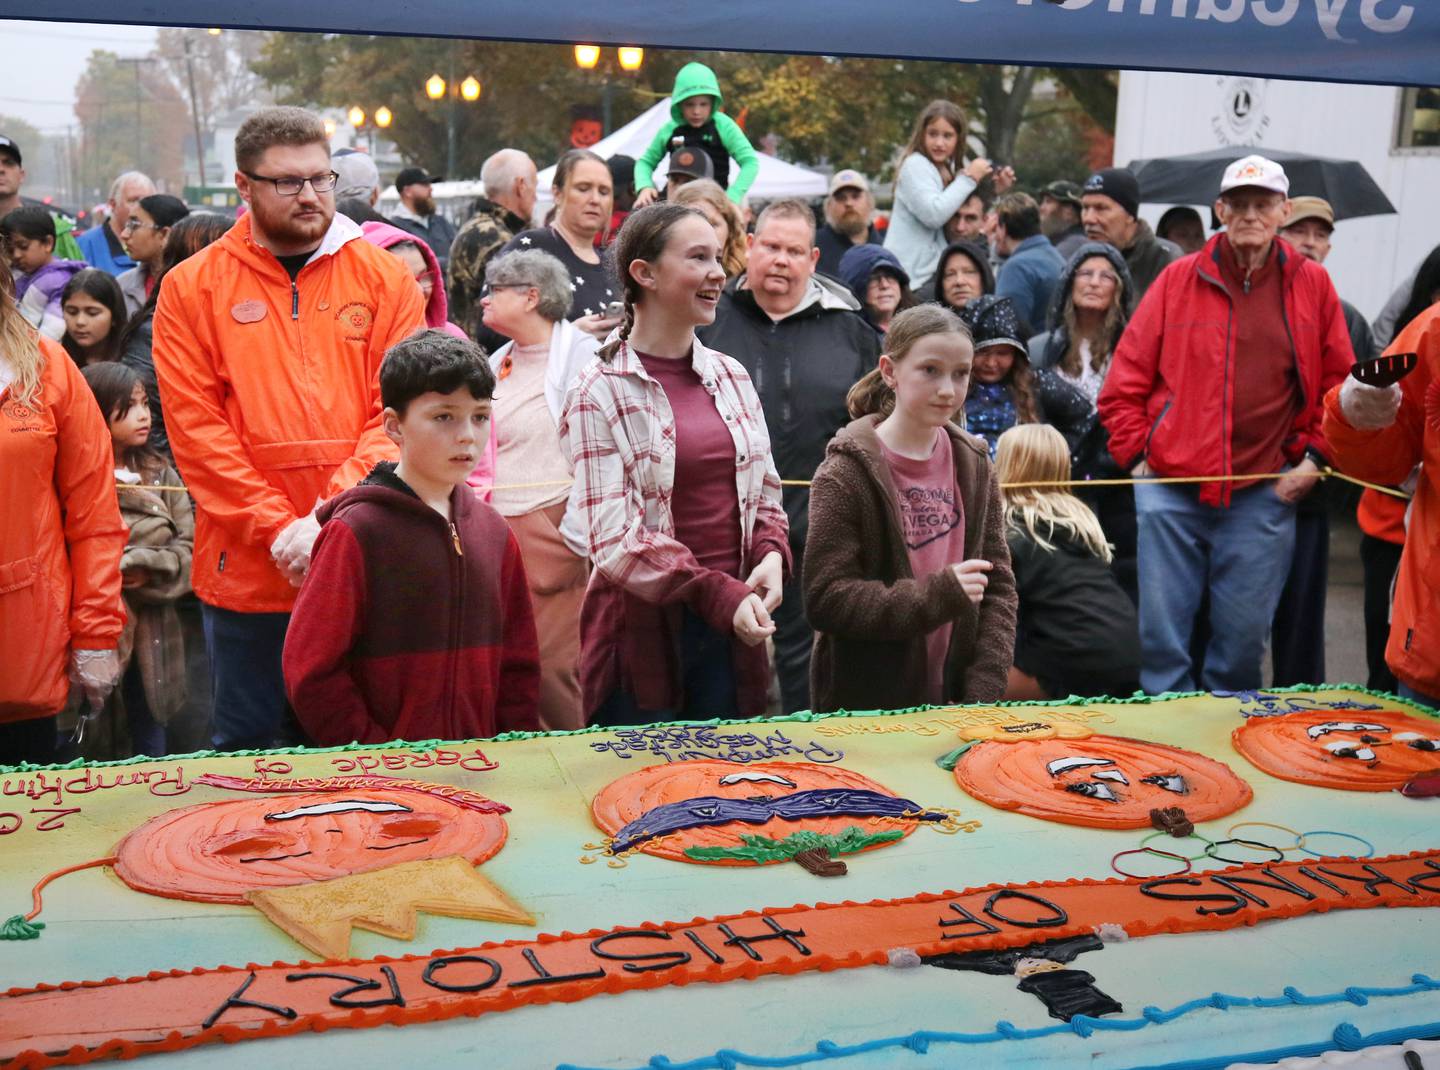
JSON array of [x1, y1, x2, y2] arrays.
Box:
[[2, 0, 1436, 87]]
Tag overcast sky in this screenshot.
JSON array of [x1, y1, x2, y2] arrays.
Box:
[[1, 20, 160, 136]]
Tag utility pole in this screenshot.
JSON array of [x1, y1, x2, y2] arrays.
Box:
[[182, 34, 209, 188], [116, 56, 155, 173]]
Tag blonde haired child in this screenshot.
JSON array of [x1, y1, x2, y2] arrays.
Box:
[[996, 423, 1139, 700], [804, 304, 1016, 712]]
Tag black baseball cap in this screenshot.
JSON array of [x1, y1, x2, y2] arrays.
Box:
[[395, 166, 442, 191], [0, 136, 20, 166], [667, 146, 713, 182]]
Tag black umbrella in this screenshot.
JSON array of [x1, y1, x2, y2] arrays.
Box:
[[1126, 147, 1396, 221]]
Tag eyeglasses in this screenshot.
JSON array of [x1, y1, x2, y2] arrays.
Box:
[[1075, 269, 1120, 285], [121, 219, 162, 232], [243, 171, 340, 196]]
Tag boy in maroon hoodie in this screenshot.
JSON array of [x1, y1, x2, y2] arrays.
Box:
[[284, 330, 540, 744]]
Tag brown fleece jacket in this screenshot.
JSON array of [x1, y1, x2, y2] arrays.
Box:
[[804, 415, 1016, 712]]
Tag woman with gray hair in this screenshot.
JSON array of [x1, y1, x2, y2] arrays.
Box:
[[477, 247, 600, 730]]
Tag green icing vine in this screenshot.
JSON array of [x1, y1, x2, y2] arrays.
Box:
[[1, 683, 1428, 775], [0, 915, 44, 940], [683, 826, 905, 864], [935, 742, 978, 772]]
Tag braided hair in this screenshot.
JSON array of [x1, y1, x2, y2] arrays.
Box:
[[598, 202, 710, 363]]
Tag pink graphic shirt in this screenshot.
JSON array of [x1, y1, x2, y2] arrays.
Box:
[[879, 428, 965, 702]]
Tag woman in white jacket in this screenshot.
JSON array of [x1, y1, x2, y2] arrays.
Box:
[[884, 100, 1001, 292], [478, 248, 601, 731]]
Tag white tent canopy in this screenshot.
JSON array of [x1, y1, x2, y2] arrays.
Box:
[[378, 99, 827, 223], [535, 98, 827, 208]]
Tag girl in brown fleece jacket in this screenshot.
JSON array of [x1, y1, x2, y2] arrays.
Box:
[[804, 305, 1016, 712]]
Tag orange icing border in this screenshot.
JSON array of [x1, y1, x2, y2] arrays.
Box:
[[4, 849, 1439, 1067]]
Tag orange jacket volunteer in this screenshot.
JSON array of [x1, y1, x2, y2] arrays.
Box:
[[0, 336, 127, 720], [1323, 306, 1440, 699], [153, 212, 426, 613]]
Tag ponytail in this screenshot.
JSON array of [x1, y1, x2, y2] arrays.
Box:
[[846, 366, 894, 419], [598, 295, 634, 364]]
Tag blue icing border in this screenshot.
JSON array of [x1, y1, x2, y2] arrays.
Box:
[[555, 975, 1440, 1070]]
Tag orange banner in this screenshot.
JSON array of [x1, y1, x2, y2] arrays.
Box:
[[4, 850, 1440, 1067]]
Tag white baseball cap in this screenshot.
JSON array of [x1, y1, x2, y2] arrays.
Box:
[[1219, 154, 1289, 197]]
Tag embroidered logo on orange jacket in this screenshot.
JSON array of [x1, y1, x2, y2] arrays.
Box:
[[337, 301, 376, 341]]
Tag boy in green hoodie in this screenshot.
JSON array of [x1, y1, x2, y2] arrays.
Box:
[[633, 62, 759, 208]]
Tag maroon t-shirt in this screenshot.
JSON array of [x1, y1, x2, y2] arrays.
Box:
[[1218, 237, 1301, 486], [637, 353, 742, 579]]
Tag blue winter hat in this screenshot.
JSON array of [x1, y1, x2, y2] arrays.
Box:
[[837, 243, 909, 304]]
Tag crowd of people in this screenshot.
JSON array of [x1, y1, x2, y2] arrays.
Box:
[[2, 63, 1437, 766]]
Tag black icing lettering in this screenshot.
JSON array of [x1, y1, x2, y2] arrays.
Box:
[[202, 971, 298, 1030], [1401, 860, 1440, 894], [939, 902, 1002, 940], [1210, 869, 1318, 908], [1297, 866, 1349, 897], [1138, 877, 1247, 916], [1315, 864, 1417, 898], [683, 929, 726, 964], [422, 954, 502, 993], [983, 889, 1068, 928], [718, 916, 812, 961], [590, 930, 693, 974], [285, 966, 405, 1009], [506, 947, 607, 989]]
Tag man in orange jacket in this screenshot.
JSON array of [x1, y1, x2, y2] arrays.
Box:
[[1323, 306, 1440, 708], [153, 107, 425, 750]]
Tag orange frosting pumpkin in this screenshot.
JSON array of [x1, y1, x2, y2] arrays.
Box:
[[954, 734, 1253, 829], [1232, 710, 1440, 791], [591, 760, 927, 865], [114, 790, 508, 904]]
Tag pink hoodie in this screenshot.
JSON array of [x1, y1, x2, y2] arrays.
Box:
[[360, 219, 495, 499]]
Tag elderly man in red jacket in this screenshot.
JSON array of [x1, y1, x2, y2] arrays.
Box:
[[1097, 155, 1352, 693]]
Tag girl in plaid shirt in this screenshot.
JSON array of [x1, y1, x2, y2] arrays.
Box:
[[560, 205, 790, 724]]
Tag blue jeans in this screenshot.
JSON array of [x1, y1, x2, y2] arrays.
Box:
[[201, 604, 293, 751], [1135, 480, 1296, 694], [592, 609, 738, 727], [1399, 683, 1440, 711]]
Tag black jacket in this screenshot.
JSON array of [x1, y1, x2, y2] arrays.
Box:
[[1123, 219, 1181, 299], [698, 274, 880, 551], [1008, 524, 1139, 693], [816, 222, 882, 279]]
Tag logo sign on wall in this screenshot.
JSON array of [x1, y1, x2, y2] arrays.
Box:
[[1212, 77, 1271, 146]]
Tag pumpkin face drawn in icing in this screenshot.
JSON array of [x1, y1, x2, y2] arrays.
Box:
[[115, 790, 508, 904], [591, 760, 939, 865], [954, 735, 1252, 829], [1233, 711, 1440, 791]]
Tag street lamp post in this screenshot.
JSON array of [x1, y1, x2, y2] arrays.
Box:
[[181, 33, 209, 188], [573, 45, 643, 136], [425, 46, 481, 179]]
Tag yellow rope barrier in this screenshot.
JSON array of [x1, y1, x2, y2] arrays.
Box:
[[118, 466, 1412, 500]]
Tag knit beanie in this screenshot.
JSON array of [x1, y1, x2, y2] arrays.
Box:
[[1083, 168, 1141, 219]]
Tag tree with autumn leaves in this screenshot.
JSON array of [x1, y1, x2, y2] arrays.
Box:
[[251, 36, 1116, 190]]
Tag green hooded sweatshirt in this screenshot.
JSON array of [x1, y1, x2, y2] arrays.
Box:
[[634, 61, 759, 205]]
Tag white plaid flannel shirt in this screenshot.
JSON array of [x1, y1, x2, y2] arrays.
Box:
[[559, 337, 789, 601]]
